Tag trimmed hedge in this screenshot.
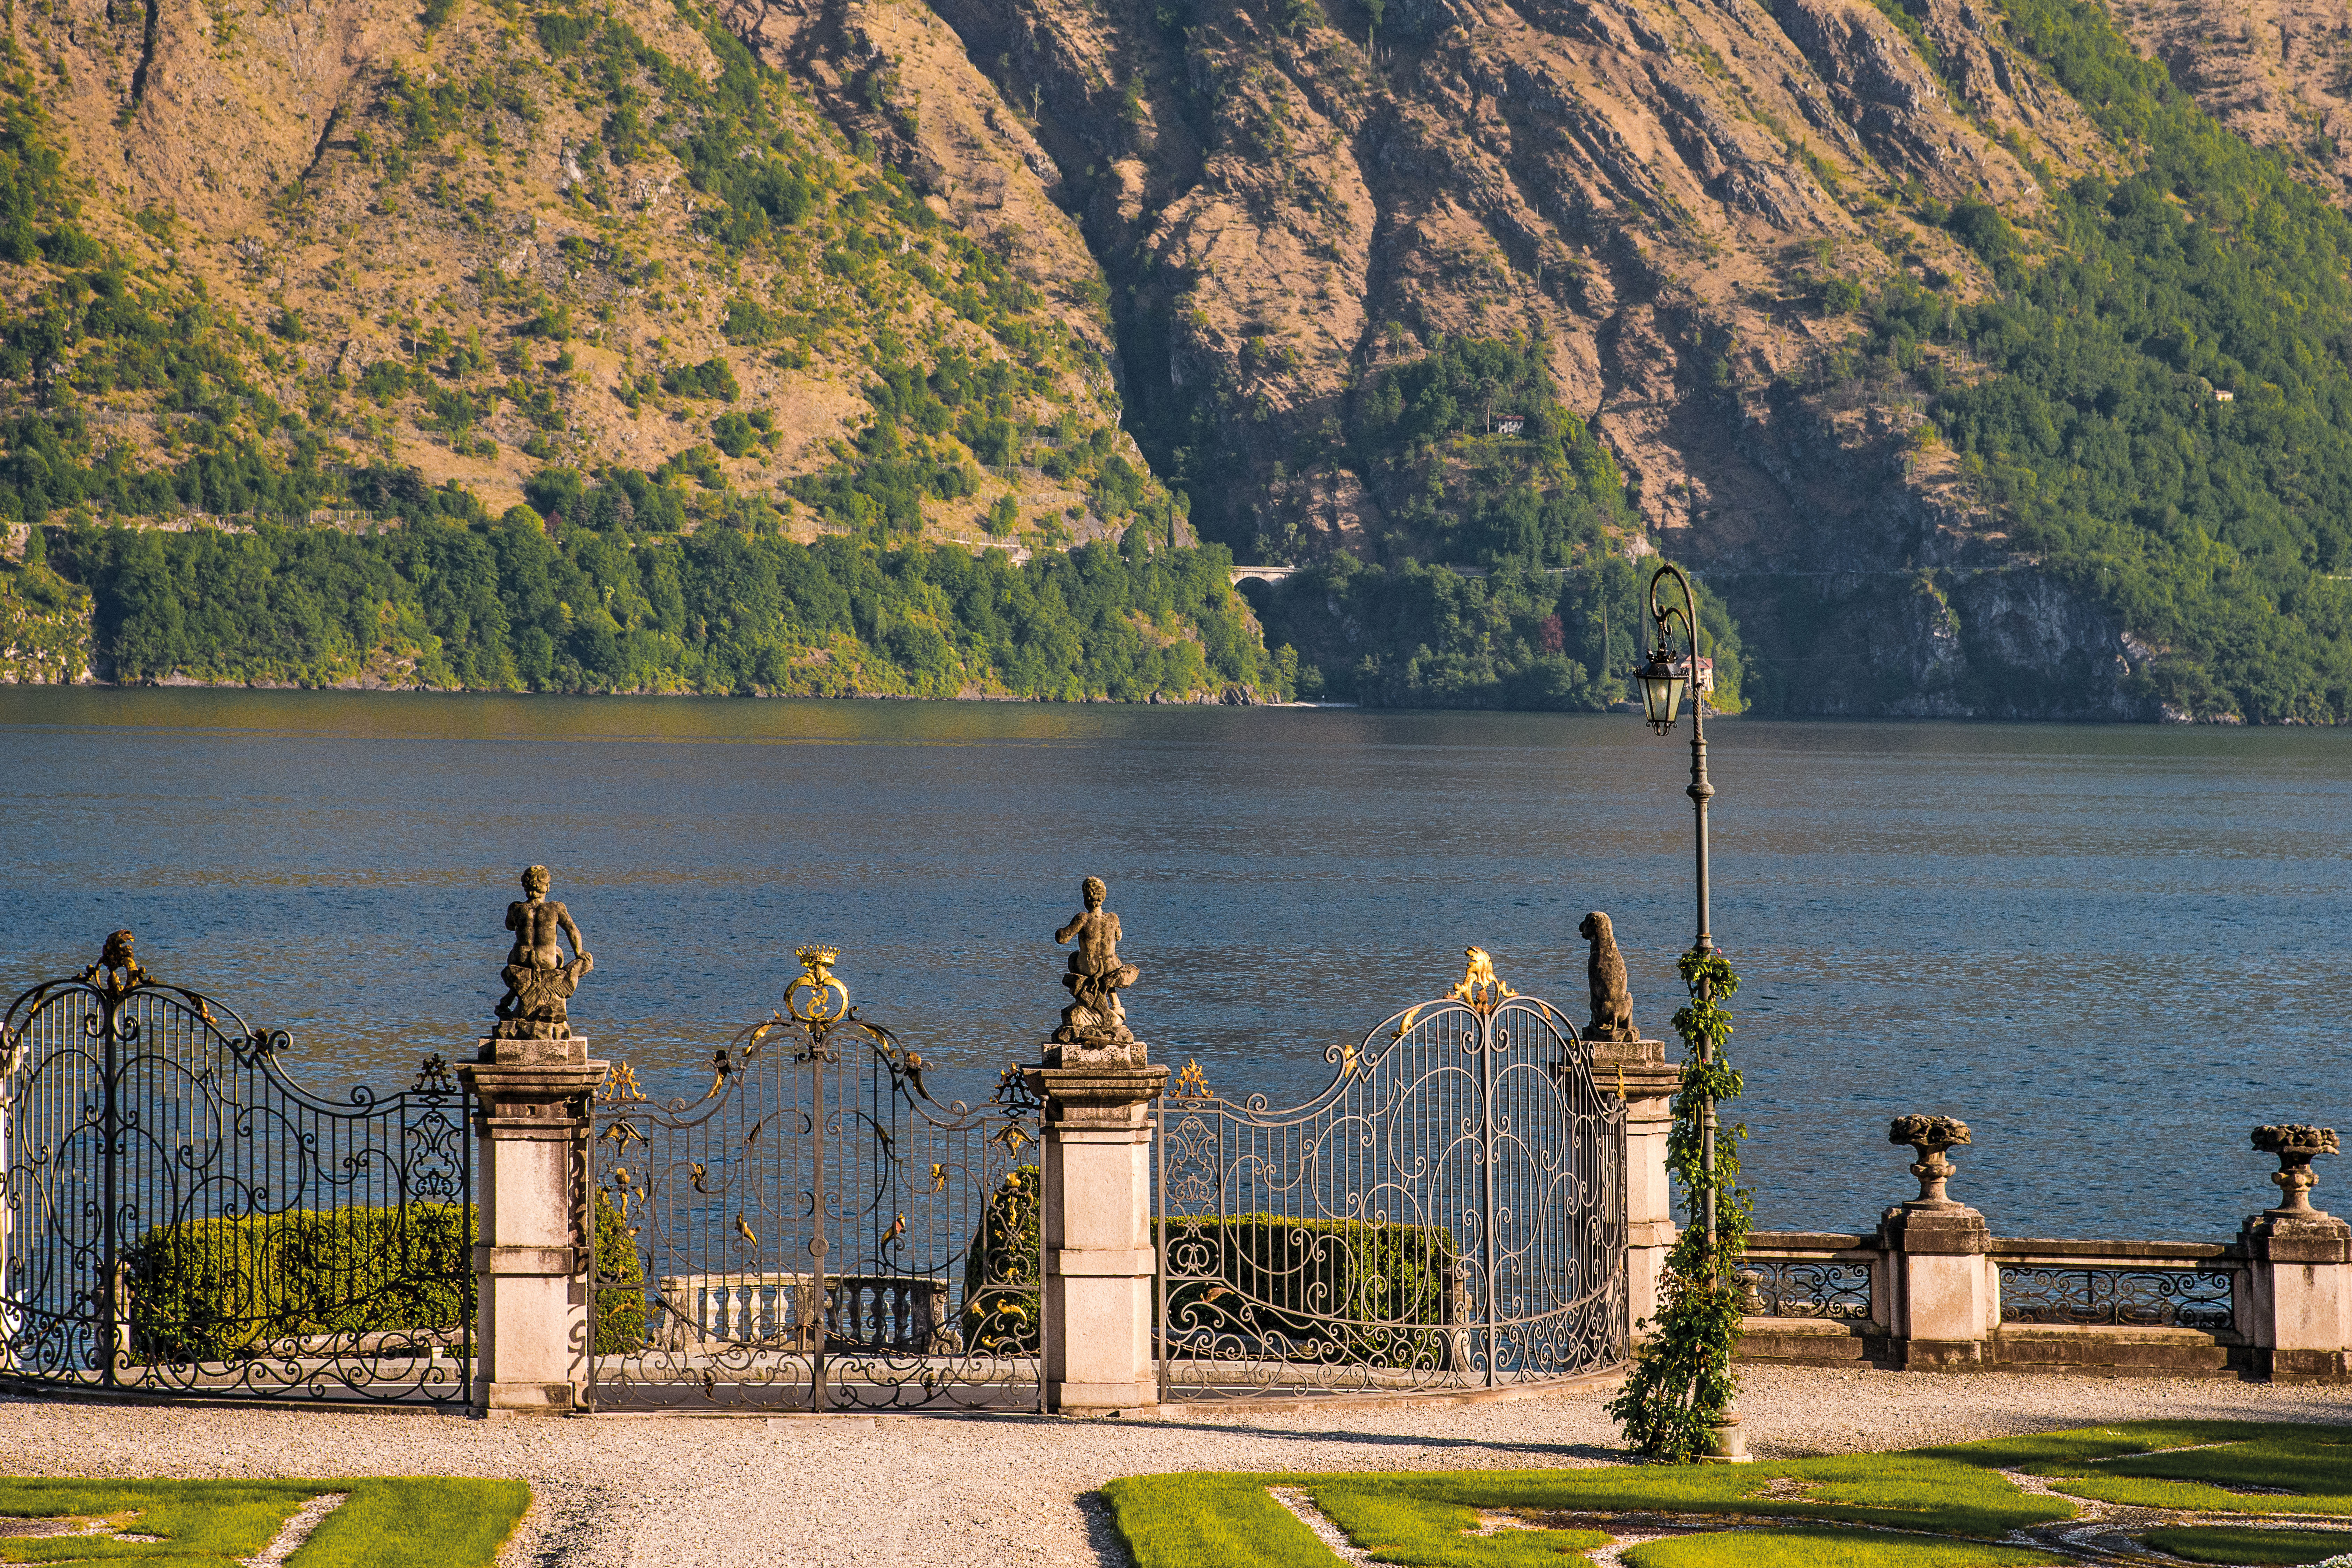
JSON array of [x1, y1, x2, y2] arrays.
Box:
[[124, 1204, 470, 1363], [1157, 1215, 1458, 1363], [129, 1197, 646, 1362], [591, 1191, 647, 1354]]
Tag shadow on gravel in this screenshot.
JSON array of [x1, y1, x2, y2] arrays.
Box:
[[1097, 1417, 1625, 1463], [1078, 1490, 1137, 1568], [510, 1480, 622, 1568]]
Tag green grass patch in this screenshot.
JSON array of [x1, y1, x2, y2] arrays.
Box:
[[1905, 1421, 2284, 1472], [1621, 1528, 2063, 1567], [1306, 1457, 2071, 1540], [0, 1477, 529, 1566], [1098, 1475, 1335, 1568], [1106, 1459, 2074, 1567], [2139, 1525, 2352, 1565], [284, 1480, 530, 1568], [0, 1479, 313, 1563], [1105, 1423, 2352, 1568], [1915, 1422, 2352, 1516], [1309, 1485, 1604, 1565]]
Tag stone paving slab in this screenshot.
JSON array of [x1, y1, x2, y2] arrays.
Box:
[[0, 1370, 2344, 1567]]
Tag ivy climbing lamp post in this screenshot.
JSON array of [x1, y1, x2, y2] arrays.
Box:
[[1635, 563, 1718, 1240], [1622, 560, 1751, 1464]]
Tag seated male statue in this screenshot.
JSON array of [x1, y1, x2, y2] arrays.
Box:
[[492, 864, 595, 1041], [1053, 876, 1140, 1047]]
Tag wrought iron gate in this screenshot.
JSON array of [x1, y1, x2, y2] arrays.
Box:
[[0, 935, 472, 1403], [1157, 952, 1626, 1399], [587, 948, 1044, 1411]]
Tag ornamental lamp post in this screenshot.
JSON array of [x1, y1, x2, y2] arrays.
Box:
[[1636, 562, 1746, 1463], [1639, 562, 1717, 1240]]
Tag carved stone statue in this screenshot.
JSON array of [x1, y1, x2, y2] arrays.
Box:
[[1578, 912, 1637, 1042], [491, 865, 594, 1040], [1052, 877, 1139, 1047]]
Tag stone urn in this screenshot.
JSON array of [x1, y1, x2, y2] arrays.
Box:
[[2253, 1124, 2341, 1216], [1890, 1114, 1972, 1208]]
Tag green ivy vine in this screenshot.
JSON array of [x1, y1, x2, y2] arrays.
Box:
[[1605, 946, 1749, 1463]]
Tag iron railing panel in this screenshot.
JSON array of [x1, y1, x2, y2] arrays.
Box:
[[588, 983, 1044, 1412]]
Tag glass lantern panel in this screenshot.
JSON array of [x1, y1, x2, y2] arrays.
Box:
[[1642, 673, 1685, 727]]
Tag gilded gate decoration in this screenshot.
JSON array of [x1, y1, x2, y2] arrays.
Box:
[[587, 948, 1044, 1411], [0, 934, 472, 1403], [1158, 949, 1626, 1398]]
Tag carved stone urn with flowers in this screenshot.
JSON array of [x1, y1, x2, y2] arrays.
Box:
[[2253, 1124, 2341, 1217], [1890, 1114, 1972, 1209]]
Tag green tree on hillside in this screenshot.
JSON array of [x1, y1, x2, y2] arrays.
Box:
[[1865, 0, 2352, 721]]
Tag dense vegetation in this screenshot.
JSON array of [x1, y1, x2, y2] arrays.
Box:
[[1255, 338, 1746, 709], [0, 6, 1259, 702], [1866, 0, 2352, 721], [20, 0, 2352, 718], [45, 505, 1284, 698]]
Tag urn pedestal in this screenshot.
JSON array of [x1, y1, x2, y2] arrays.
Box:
[[2244, 1125, 2352, 1383]]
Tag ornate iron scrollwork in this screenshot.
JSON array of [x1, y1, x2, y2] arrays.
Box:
[[0, 933, 474, 1405], [1998, 1266, 2236, 1332], [785, 945, 850, 1025], [587, 947, 1044, 1412], [1742, 1259, 1873, 1321], [1156, 956, 1627, 1401]]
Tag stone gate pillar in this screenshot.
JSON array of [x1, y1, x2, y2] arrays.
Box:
[[2243, 1124, 2352, 1383], [1593, 1038, 1678, 1335], [459, 1036, 607, 1417], [1025, 1048, 1169, 1416]]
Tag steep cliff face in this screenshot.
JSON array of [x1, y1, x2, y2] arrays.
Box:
[[707, 0, 2158, 712], [2, 0, 2239, 714]]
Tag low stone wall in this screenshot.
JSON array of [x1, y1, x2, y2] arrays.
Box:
[[1738, 1231, 2256, 1376], [1732, 1119, 2349, 1382]]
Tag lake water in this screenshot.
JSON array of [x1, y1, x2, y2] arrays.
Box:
[[0, 687, 2343, 1243]]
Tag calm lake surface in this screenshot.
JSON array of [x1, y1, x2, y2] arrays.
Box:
[[0, 687, 2342, 1242]]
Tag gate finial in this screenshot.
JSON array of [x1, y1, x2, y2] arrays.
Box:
[[1451, 946, 1516, 1014], [786, 944, 849, 1023], [81, 929, 148, 998]]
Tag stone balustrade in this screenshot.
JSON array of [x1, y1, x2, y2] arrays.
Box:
[[1736, 1116, 2349, 1382], [654, 1272, 956, 1355]]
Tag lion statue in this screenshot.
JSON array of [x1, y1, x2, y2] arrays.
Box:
[[1578, 912, 1637, 1042]]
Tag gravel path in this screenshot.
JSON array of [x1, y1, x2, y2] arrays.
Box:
[[0, 1371, 2345, 1567]]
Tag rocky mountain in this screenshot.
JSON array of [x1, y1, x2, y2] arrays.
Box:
[[2108, 0, 2352, 202], [7, 0, 2352, 714]]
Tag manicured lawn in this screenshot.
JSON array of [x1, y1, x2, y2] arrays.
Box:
[[1621, 1529, 2063, 1567], [1103, 1421, 2352, 1568], [1311, 1486, 1605, 1565], [2028, 1428, 2352, 1514], [2139, 1525, 2352, 1566], [0, 1477, 530, 1566]]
